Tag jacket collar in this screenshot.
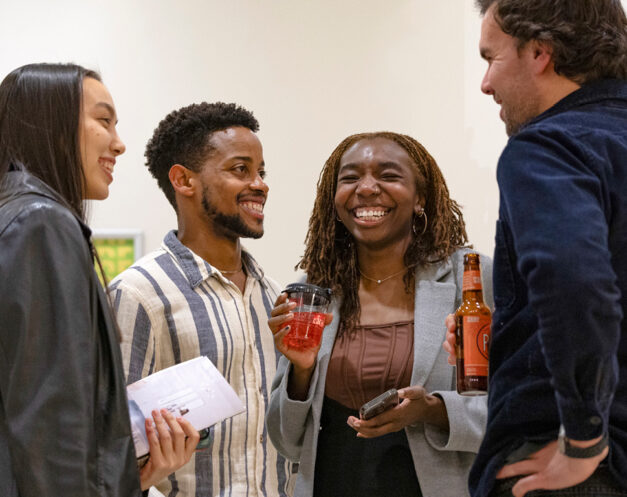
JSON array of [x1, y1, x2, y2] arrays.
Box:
[[523, 78, 627, 131], [0, 166, 92, 239], [161, 229, 266, 289]]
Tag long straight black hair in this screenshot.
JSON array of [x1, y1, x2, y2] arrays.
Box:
[[0, 63, 101, 221], [0, 63, 119, 309]]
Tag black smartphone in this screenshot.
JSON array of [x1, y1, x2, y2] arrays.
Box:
[[359, 388, 399, 420], [196, 428, 212, 450]]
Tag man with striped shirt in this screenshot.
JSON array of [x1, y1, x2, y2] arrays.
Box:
[[110, 102, 294, 497]]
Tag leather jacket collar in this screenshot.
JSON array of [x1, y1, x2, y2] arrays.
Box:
[[0, 166, 92, 239]]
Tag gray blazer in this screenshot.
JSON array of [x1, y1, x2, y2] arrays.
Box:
[[266, 248, 493, 497]]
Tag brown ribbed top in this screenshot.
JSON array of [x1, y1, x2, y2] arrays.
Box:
[[325, 320, 414, 410]]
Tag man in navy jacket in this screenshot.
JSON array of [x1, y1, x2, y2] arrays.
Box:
[[446, 1, 627, 496]]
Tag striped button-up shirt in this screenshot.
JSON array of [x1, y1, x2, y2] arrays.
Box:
[[110, 230, 294, 497]]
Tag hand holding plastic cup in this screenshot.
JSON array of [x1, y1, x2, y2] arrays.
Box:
[[282, 283, 332, 351]]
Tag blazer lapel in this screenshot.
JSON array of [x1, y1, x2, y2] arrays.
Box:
[[317, 299, 341, 371], [411, 259, 457, 386], [317, 267, 457, 388]]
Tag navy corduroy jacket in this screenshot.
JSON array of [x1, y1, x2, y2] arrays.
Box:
[[471, 79, 627, 497]]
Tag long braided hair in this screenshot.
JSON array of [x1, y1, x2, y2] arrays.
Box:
[[298, 131, 468, 332]]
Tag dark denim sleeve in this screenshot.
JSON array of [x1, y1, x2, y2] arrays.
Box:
[[497, 127, 621, 441]]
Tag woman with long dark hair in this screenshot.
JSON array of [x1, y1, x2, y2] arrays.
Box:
[[0, 63, 199, 496], [266, 132, 492, 497]]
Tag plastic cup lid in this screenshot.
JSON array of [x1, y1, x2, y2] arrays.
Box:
[[284, 282, 332, 301]]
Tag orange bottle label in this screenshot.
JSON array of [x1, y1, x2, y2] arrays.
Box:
[[462, 315, 491, 376], [462, 270, 482, 291]]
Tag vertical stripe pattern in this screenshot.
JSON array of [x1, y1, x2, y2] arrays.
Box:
[[111, 230, 293, 497]]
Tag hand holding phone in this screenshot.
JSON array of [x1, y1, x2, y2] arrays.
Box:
[[196, 428, 212, 450], [359, 388, 399, 420]]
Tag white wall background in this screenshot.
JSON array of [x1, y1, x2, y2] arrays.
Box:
[[1, 0, 542, 285]]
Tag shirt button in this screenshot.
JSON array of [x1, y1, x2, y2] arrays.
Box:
[[590, 416, 602, 426], [259, 434, 264, 444]]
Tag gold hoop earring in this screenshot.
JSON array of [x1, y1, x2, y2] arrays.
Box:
[[413, 209, 427, 236]]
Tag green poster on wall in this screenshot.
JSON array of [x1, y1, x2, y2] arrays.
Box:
[[92, 230, 143, 284]]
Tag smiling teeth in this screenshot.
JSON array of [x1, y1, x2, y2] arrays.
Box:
[[355, 209, 387, 219], [242, 202, 263, 212]]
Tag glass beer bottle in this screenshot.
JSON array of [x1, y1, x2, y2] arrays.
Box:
[[455, 253, 491, 395]]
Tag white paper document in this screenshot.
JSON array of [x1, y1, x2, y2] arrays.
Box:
[[127, 356, 245, 457]]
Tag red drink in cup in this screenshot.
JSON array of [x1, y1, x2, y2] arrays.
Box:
[[282, 283, 332, 351], [283, 311, 327, 349]]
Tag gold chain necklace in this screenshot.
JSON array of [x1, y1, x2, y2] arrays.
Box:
[[217, 266, 243, 275], [359, 264, 416, 285]]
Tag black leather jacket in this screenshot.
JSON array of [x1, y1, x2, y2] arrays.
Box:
[[0, 168, 142, 496]]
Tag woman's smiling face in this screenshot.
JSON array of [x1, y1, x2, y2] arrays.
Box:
[[334, 137, 424, 251], [79, 77, 125, 200]]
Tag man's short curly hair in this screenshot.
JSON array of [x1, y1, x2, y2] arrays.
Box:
[[145, 102, 259, 210], [476, 0, 627, 84]]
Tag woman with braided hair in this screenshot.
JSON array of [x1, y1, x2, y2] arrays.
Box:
[[266, 131, 492, 497]]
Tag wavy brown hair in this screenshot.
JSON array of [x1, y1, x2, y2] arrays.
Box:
[[298, 132, 468, 331], [476, 0, 627, 83]]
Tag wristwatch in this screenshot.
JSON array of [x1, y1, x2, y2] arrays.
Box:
[[557, 425, 609, 458]]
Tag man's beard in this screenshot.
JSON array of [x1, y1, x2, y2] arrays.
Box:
[[501, 89, 539, 137], [202, 186, 263, 240], [504, 112, 532, 136]]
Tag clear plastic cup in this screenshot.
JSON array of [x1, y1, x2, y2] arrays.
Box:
[[282, 283, 332, 350]]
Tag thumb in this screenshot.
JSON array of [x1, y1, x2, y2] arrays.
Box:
[[445, 313, 456, 331], [398, 385, 426, 400], [512, 474, 543, 497]]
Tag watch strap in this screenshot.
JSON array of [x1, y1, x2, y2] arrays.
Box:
[[558, 425, 609, 459]]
